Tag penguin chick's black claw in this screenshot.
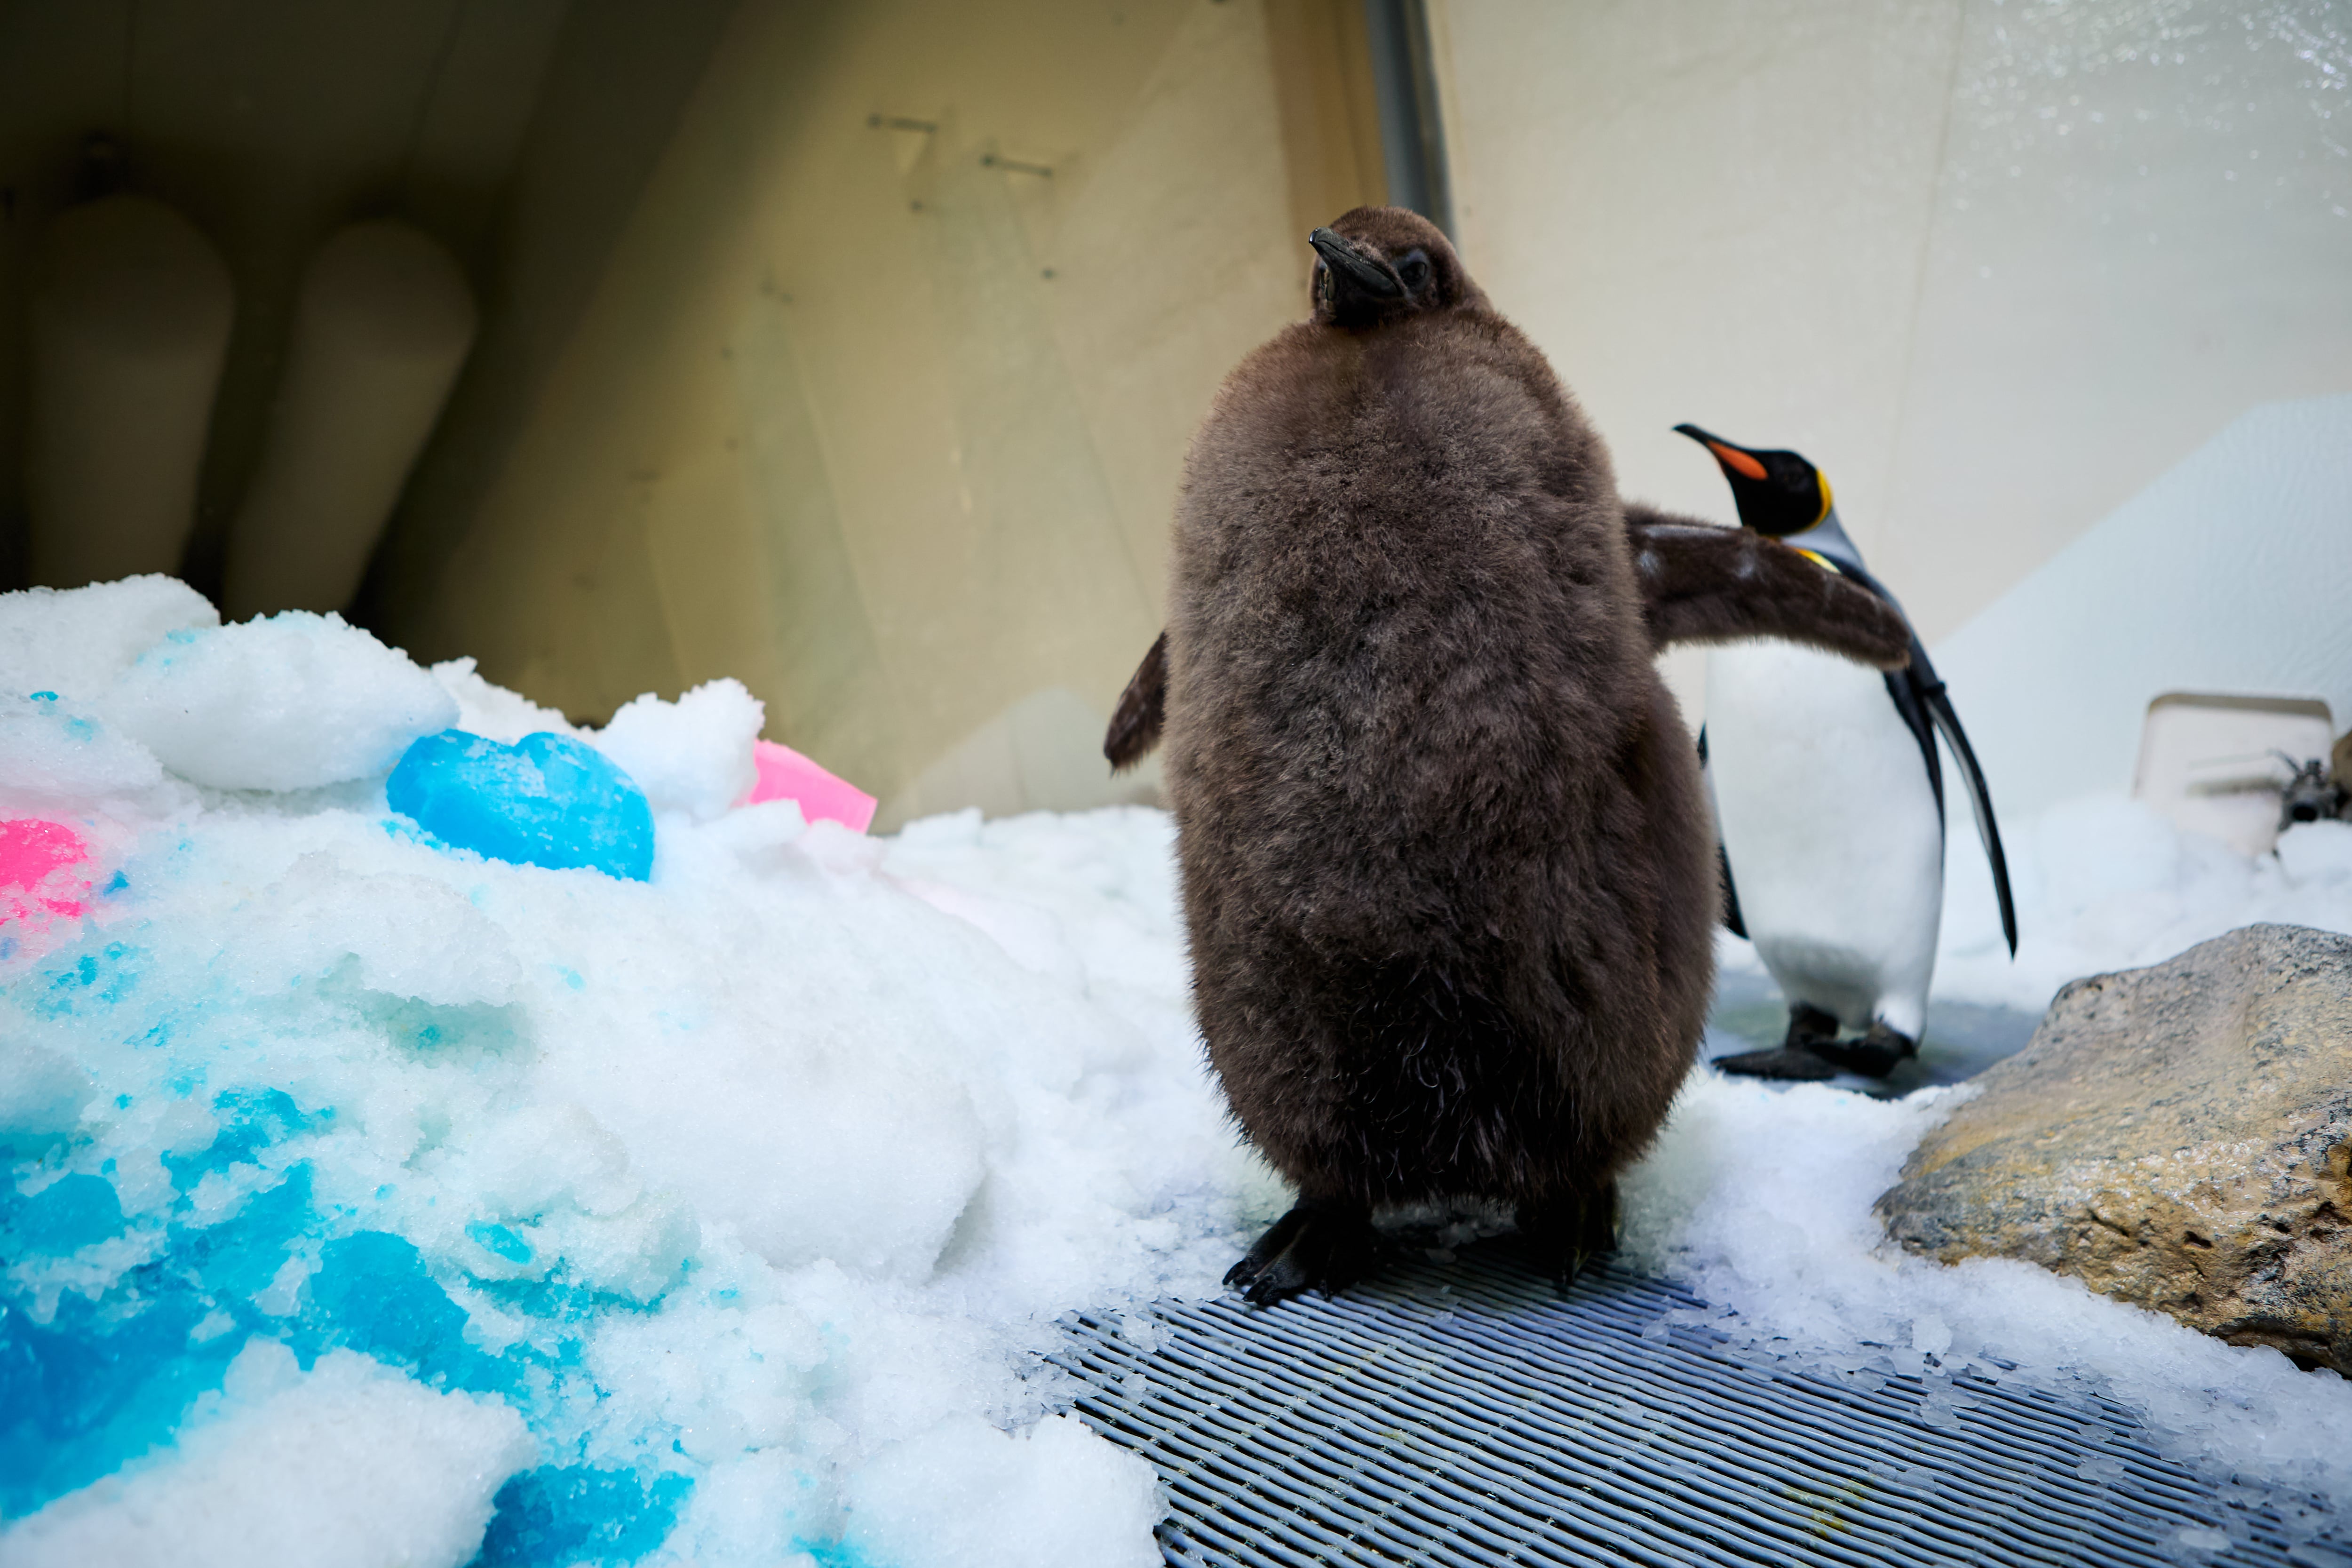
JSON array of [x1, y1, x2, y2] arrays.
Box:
[[1225, 1199, 1379, 1307], [1714, 1044, 1841, 1082], [1221, 1202, 1311, 1291], [1522, 1185, 1620, 1296], [1809, 1023, 1917, 1080]]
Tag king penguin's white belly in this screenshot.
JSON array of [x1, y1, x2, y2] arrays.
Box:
[[1706, 641, 1944, 1038]]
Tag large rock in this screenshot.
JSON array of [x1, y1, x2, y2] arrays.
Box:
[[1877, 924, 2352, 1372]]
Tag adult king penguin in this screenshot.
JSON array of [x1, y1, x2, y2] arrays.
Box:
[[1675, 425, 2017, 1082], [1102, 209, 1912, 1305]]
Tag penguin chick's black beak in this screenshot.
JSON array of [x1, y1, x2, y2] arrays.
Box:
[[1311, 228, 1404, 316], [1672, 423, 1768, 482]]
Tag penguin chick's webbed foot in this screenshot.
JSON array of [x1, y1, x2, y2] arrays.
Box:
[[1520, 1182, 1620, 1296], [1809, 1021, 1917, 1080], [1224, 1198, 1380, 1307]]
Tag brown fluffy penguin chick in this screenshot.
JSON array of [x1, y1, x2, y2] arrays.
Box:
[[1160, 207, 1731, 1306]]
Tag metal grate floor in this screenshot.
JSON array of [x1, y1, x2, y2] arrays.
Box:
[[1051, 1240, 2346, 1568]]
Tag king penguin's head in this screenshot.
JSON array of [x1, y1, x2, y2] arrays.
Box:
[[1308, 207, 1478, 329], [1673, 424, 1833, 538]]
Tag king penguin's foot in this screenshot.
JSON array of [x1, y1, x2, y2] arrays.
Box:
[[1224, 1198, 1380, 1307], [1783, 1002, 1841, 1050], [1520, 1182, 1620, 1296], [1809, 1021, 1917, 1079], [1713, 1044, 1839, 1081]]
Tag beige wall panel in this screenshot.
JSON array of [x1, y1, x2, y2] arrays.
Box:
[[1027, 0, 1311, 626], [406, 0, 1308, 820], [368, 0, 746, 654], [1264, 0, 1390, 241]]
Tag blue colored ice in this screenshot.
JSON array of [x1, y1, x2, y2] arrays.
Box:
[[307, 1232, 481, 1386], [467, 1221, 536, 1264], [5, 1173, 124, 1254], [164, 1088, 312, 1191], [470, 1465, 695, 1568], [0, 1141, 586, 1521], [0, 1278, 245, 1518], [387, 731, 654, 881]]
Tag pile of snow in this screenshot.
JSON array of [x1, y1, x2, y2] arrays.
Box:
[[0, 579, 1267, 1566], [1, 575, 2345, 1564]]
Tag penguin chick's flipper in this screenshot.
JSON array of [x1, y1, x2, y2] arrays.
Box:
[[1103, 630, 1167, 772], [1224, 1197, 1381, 1307], [1520, 1182, 1621, 1296], [1623, 504, 1910, 670]]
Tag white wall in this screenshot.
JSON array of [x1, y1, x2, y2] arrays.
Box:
[[1437, 0, 2352, 752], [1936, 393, 2352, 818]]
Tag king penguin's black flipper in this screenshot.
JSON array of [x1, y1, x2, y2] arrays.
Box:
[[1104, 630, 1167, 772], [1716, 841, 1748, 939], [1917, 670, 2018, 956], [1882, 645, 1944, 821], [1696, 726, 1747, 938]]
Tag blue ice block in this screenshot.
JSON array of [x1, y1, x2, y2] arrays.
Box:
[[388, 731, 654, 882], [474, 1465, 695, 1567]]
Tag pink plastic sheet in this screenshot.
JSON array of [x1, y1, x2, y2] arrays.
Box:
[[744, 740, 877, 833]]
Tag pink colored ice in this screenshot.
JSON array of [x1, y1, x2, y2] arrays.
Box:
[[745, 740, 878, 833], [0, 818, 93, 930]]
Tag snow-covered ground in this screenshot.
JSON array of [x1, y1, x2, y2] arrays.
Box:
[[1, 577, 2348, 1565]]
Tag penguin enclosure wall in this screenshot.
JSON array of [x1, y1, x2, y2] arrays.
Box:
[[2, 0, 2346, 826]]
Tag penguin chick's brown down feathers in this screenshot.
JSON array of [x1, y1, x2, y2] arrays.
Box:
[[1121, 208, 1908, 1305]]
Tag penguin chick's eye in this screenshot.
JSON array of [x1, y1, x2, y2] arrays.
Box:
[[1398, 251, 1432, 292]]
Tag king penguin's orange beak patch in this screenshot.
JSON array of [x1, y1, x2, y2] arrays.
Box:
[[1707, 442, 1768, 481]]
